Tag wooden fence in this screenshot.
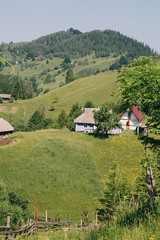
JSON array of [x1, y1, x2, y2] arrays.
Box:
[[0, 210, 98, 239]]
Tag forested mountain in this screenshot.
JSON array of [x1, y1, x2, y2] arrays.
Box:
[[0, 28, 156, 60], [0, 29, 157, 96]]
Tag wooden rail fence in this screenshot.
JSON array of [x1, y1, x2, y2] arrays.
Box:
[[0, 210, 98, 239]]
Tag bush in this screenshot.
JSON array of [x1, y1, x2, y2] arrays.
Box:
[[9, 97, 13, 103], [43, 88, 50, 94], [0, 181, 30, 229], [0, 97, 3, 104], [28, 110, 53, 130]]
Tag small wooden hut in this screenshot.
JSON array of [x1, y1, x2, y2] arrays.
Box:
[[0, 118, 14, 135]]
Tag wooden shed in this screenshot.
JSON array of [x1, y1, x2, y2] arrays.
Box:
[[0, 94, 11, 102], [0, 118, 14, 135]]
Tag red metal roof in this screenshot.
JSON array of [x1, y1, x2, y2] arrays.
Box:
[[131, 105, 144, 120]]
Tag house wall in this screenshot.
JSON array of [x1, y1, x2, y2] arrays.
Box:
[[108, 128, 122, 134], [120, 112, 142, 130], [75, 123, 96, 132]]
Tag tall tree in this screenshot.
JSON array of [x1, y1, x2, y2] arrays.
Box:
[[65, 68, 75, 84], [118, 56, 160, 212], [27, 80, 35, 99], [57, 110, 69, 128], [0, 74, 11, 93], [117, 56, 160, 133], [97, 161, 120, 222], [94, 103, 121, 135], [11, 76, 26, 100]]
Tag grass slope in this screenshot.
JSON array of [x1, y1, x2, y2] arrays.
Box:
[[0, 71, 118, 124], [0, 130, 144, 220], [2, 54, 117, 91]]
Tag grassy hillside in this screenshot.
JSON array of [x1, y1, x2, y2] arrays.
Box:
[[0, 71, 118, 124], [2, 54, 117, 92], [0, 130, 144, 220]]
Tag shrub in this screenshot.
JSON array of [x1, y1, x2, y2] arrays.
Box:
[[43, 88, 50, 94], [9, 97, 13, 103]]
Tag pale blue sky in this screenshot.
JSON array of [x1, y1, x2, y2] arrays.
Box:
[[1, 0, 160, 53]]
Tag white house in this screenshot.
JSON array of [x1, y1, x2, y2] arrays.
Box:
[[74, 108, 99, 133], [74, 108, 121, 134], [120, 105, 143, 130]]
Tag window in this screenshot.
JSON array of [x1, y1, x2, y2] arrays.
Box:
[[84, 124, 88, 128]]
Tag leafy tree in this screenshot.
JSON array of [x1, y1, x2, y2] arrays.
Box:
[[117, 56, 160, 133], [63, 57, 71, 64], [57, 110, 69, 128], [65, 68, 75, 84], [94, 103, 121, 135], [0, 181, 30, 228], [69, 103, 82, 119], [61, 57, 72, 69], [84, 101, 94, 108], [118, 56, 160, 216], [68, 103, 83, 131]]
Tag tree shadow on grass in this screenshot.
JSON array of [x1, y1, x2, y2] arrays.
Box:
[[88, 132, 115, 140]]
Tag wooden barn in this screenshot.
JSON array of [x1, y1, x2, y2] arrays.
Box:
[[120, 106, 144, 130], [0, 94, 11, 102], [0, 118, 14, 135]]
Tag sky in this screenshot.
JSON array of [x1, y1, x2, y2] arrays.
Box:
[[0, 0, 160, 53]]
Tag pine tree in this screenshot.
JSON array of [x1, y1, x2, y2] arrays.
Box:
[[97, 161, 119, 222], [27, 80, 34, 99], [57, 110, 69, 128], [65, 68, 75, 84]]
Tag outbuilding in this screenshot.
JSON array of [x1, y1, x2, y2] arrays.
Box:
[[0, 118, 14, 135], [0, 94, 11, 102]]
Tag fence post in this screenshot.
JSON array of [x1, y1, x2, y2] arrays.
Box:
[[35, 209, 38, 233], [28, 218, 32, 236], [56, 215, 59, 230], [81, 219, 82, 230], [96, 212, 98, 225], [20, 219, 24, 237], [5, 216, 10, 240], [82, 214, 84, 229], [14, 220, 19, 239], [68, 215, 70, 231], [46, 210, 48, 231]]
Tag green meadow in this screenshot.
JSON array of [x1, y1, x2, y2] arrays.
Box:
[[0, 130, 144, 220], [0, 71, 118, 124]]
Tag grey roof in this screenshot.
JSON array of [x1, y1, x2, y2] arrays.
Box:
[[0, 94, 11, 99], [0, 118, 14, 132], [74, 108, 99, 124]]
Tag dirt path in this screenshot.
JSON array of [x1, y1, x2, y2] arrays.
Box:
[[0, 136, 13, 145]]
